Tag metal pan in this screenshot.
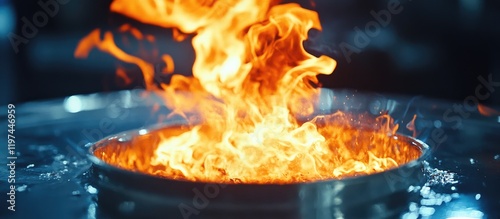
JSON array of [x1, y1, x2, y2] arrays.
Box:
[[87, 122, 429, 219]]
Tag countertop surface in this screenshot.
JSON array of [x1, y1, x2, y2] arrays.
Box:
[[1, 89, 499, 219]]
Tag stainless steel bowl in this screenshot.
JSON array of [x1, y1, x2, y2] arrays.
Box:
[[86, 88, 430, 219]]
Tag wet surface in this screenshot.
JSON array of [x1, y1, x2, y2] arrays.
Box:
[[1, 89, 499, 219]]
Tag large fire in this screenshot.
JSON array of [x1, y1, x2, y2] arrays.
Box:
[[77, 0, 421, 184]]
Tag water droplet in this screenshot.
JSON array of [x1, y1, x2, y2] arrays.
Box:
[[475, 194, 481, 200], [118, 137, 130, 142], [16, 185, 28, 192], [87, 203, 97, 219], [86, 185, 98, 194], [26, 164, 35, 168], [72, 190, 81, 196], [409, 202, 418, 211], [408, 185, 415, 192], [451, 186, 456, 191], [138, 129, 148, 135], [420, 186, 431, 197], [419, 206, 435, 216], [494, 155, 500, 160], [470, 158, 476, 164]]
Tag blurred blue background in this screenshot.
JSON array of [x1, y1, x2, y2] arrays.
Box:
[[1, 0, 499, 106]]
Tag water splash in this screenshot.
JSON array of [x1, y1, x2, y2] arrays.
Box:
[[404, 161, 459, 218], [423, 161, 458, 186]]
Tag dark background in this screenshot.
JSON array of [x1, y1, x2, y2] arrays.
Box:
[[1, 0, 499, 106]]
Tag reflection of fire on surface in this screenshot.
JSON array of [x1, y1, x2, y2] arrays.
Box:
[[78, 0, 421, 184]]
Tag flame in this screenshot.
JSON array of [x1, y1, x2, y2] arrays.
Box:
[[80, 0, 421, 184], [406, 114, 418, 137], [115, 67, 133, 86], [478, 104, 500, 117]]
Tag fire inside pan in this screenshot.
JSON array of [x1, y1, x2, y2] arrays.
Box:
[[87, 112, 428, 219], [76, 0, 430, 217]]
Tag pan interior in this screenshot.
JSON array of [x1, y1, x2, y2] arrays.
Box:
[[92, 117, 424, 185]]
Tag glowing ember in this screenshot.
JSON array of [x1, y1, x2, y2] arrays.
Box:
[[78, 0, 422, 184]]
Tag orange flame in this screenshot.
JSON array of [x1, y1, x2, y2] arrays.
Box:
[[115, 67, 133, 86], [80, 0, 420, 184], [406, 114, 418, 137], [478, 104, 500, 117]]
